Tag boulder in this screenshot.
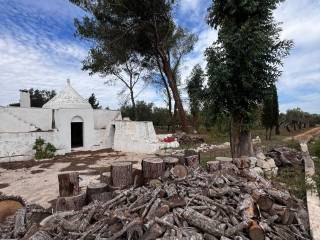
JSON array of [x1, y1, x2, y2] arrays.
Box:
[[252, 167, 264, 176], [248, 157, 257, 168]]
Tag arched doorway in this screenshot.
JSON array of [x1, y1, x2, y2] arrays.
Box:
[[71, 116, 83, 148]]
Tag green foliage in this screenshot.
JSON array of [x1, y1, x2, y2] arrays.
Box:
[[187, 65, 205, 129], [286, 139, 301, 151], [33, 138, 56, 160], [10, 88, 56, 108], [88, 93, 101, 109], [205, 0, 292, 125], [261, 84, 280, 139]]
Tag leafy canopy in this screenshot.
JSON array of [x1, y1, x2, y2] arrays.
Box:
[[205, 0, 293, 122]]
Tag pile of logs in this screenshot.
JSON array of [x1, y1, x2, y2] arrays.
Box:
[[0, 155, 311, 240], [173, 132, 205, 146]]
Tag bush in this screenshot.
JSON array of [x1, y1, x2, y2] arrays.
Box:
[[33, 137, 57, 160], [286, 139, 301, 151]]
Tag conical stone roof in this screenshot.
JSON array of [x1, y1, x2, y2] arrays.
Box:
[[43, 80, 92, 109]]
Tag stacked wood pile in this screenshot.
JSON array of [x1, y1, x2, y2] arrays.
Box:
[[0, 156, 311, 240], [173, 132, 205, 146]]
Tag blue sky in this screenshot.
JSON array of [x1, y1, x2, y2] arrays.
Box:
[[0, 0, 319, 113]]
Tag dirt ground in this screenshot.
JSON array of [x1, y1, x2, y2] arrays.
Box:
[[0, 149, 153, 209]]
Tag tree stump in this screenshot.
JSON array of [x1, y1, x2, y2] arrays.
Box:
[[58, 172, 80, 197], [132, 168, 144, 187], [185, 155, 199, 168], [111, 162, 132, 188], [100, 172, 111, 185], [55, 192, 86, 212], [207, 161, 220, 172], [86, 183, 111, 203], [142, 158, 164, 182], [163, 157, 179, 170], [170, 164, 188, 179]]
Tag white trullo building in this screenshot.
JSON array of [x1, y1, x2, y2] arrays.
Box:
[[0, 81, 160, 162]]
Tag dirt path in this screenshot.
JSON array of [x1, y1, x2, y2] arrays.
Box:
[[284, 126, 320, 143], [0, 149, 153, 208]]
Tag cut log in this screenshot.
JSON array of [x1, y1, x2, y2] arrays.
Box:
[[233, 157, 251, 169], [13, 207, 26, 238], [170, 164, 188, 179], [240, 195, 255, 222], [142, 158, 164, 181], [86, 183, 111, 203], [132, 168, 144, 187], [100, 172, 111, 185], [163, 157, 179, 170], [178, 207, 224, 237], [111, 162, 133, 188], [251, 189, 273, 211], [185, 155, 199, 168], [29, 230, 53, 240], [55, 192, 86, 211], [248, 221, 265, 240], [207, 161, 220, 172], [58, 172, 80, 197]]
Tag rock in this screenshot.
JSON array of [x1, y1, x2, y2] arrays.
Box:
[[256, 151, 266, 160], [264, 167, 278, 178], [257, 158, 276, 170], [252, 167, 264, 176], [215, 157, 233, 162], [248, 157, 257, 168], [266, 147, 303, 167]]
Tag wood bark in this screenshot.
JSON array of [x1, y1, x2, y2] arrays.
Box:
[[29, 230, 52, 240], [230, 116, 253, 158], [86, 183, 111, 203], [55, 192, 86, 212], [111, 162, 133, 188], [13, 207, 26, 238], [58, 172, 80, 197], [233, 158, 250, 169], [142, 158, 164, 181], [170, 164, 188, 179], [185, 155, 199, 168], [100, 172, 111, 185], [248, 221, 265, 240], [163, 157, 179, 170]]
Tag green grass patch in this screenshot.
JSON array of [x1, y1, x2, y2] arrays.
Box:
[[272, 166, 307, 201], [309, 139, 320, 195], [199, 150, 231, 168]]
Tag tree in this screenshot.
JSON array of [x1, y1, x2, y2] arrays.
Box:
[[88, 93, 101, 109], [187, 64, 205, 130], [70, 0, 196, 132], [121, 101, 153, 121], [261, 84, 279, 140], [205, 0, 292, 157], [9, 88, 56, 107]]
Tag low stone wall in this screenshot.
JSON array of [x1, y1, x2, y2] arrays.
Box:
[[300, 142, 320, 240]]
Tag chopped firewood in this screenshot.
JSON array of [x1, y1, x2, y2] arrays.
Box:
[[111, 161, 133, 188], [58, 172, 80, 197]]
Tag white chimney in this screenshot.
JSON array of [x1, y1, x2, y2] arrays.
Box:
[[19, 90, 31, 108]]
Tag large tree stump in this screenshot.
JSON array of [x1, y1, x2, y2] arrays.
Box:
[[163, 157, 179, 170], [100, 172, 111, 185], [111, 162, 132, 188], [142, 158, 164, 182], [58, 172, 80, 197], [185, 155, 199, 168], [86, 183, 111, 203], [55, 192, 86, 212], [170, 164, 188, 179]]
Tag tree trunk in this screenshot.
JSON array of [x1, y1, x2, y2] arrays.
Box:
[[159, 52, 188, 132], [111, 162, 133, 188], [275, 123, 280, 135], [58, 172, 80, 197], [130, 88, 137, 121], [230, 116, 253, 158], [142, 158, 164, 182]]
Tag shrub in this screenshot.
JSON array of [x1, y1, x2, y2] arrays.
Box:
[[33, 137, 57, 160], [286, 139, 301, 151]]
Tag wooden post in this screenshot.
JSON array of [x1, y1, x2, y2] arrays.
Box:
[[58, 172, 80, 197], [163, 157, 179, 170], [111, 162, 132, 188], [142, 158, 164, 181], [86, 183, 111, 203]]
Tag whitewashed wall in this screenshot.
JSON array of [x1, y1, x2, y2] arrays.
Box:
[[93, 109, 121, 129], [0, 131, 61, 162], [113, 121, 159, 154]]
